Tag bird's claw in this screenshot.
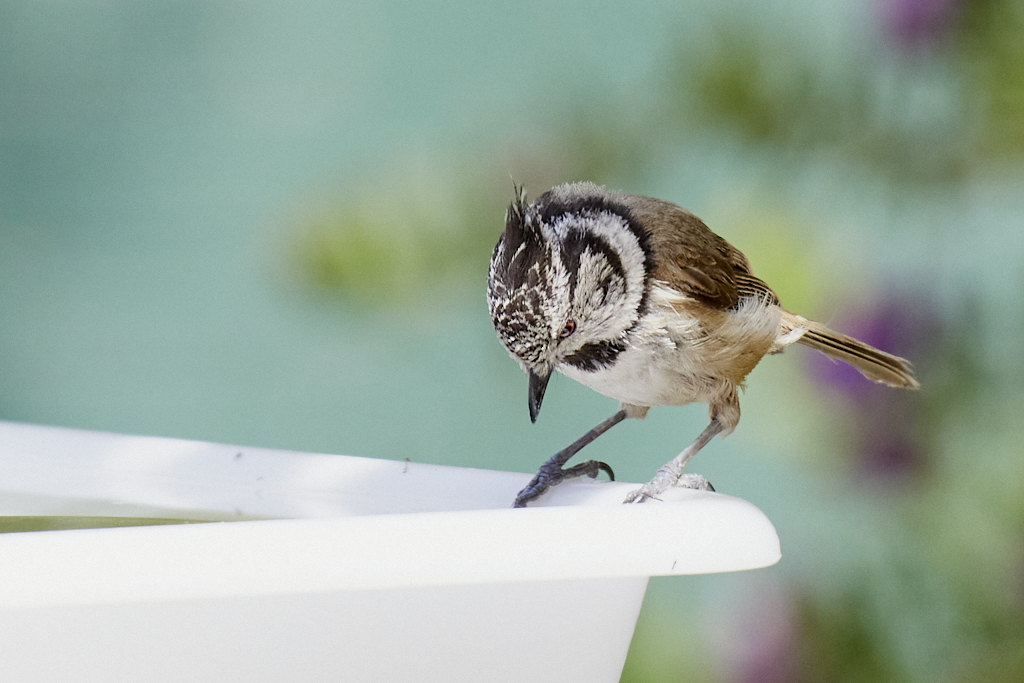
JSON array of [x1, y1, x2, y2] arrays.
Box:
[[623, 487, 661, 504], [513, 459, 615, 507], [676, 473, 714, 492], [623, 472, 714, 504]]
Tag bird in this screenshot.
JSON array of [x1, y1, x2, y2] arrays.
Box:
[[486, 182, 920, 508]]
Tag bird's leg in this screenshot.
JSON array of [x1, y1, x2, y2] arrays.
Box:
[[513, 409, 627, 508], [623, 419, 723, 503]]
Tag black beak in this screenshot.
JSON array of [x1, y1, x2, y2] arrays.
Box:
[[527, 368, 550, 424]]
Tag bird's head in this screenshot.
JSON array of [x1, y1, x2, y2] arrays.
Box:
[[486, 182, 652, 421]]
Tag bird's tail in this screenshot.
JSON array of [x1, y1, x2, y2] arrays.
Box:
[[780, 311, 920, 389]]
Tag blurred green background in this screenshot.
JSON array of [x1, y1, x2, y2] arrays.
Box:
[[2, 0, 1023, 680]]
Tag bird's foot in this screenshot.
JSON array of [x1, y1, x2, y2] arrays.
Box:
[[623, 471, 714, 504], [513, 459, 615, 508]]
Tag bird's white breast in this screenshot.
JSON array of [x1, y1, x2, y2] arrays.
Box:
[[557, 284, 784, 408]]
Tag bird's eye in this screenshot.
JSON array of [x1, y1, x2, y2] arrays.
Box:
[[559, 320, 576, 338]]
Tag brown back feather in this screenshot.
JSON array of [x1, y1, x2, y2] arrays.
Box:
[[622, 195, 778, 309]]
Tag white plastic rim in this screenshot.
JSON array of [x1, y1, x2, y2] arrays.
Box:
[[0, 420, 781, 608], [0, 420, 782, 683]]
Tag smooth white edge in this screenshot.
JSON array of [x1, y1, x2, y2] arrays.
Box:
[[0, 499, 780, 608], [0, 421, 781, 608]]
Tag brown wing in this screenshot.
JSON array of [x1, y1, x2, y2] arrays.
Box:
[[622, 195, 778, 310]]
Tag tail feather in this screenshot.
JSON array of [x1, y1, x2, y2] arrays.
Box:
[[780, 311, 920, 390]]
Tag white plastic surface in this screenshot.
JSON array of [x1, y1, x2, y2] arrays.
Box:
[[0, 420, 780, 683]]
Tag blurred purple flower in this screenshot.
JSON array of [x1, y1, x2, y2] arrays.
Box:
[[806, 293, 939, 482], [712, 580, 797, 683], [808, 295, 933, 399], [877, 0, 964, 49]]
